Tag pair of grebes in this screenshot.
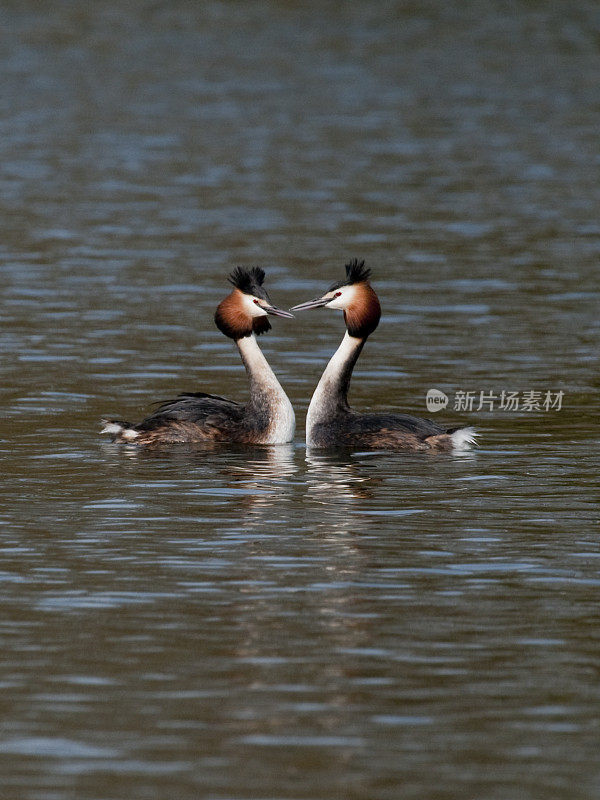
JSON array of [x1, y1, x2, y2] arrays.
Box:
[[102, 260, 476, 452]]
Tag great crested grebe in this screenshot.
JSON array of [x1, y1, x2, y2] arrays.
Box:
[[101, 267, 295, 446], [291, 259, 477, 452]]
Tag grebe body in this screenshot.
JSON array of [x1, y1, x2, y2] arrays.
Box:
[[292, 260, 476, 453], [101, 267, 295, 446]]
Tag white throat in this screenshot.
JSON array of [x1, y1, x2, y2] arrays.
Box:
[[305, 331, 363, 446], [237, 335, 295, 444]]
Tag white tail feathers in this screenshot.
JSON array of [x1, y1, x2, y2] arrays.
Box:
[[100, 420, 124, 435], [100, 419, 139, 440], [450, 426, 478, 451]]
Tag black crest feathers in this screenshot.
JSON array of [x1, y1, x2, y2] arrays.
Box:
[[328, 258, 373, 293], [344, 258, 371, 285], [228, 266, 266, 294]]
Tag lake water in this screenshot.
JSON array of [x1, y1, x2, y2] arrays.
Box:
[[1, 3, 599, 799]]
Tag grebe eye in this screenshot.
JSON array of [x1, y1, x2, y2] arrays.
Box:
[[335, 291, 342, 297], [253, 298, 260, 304]]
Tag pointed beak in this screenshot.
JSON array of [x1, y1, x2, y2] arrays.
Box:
[[262, 303, 294, 319], [290, 296, 330, 311]]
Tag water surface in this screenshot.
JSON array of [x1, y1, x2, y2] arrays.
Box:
[[1, 3, 599, 799]]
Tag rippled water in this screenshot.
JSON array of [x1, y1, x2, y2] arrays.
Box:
[[1, 3, 599, 799]]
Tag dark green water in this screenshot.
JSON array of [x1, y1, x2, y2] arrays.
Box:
[[1, 3, 599, 799]]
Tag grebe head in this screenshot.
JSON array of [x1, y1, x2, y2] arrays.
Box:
[[215, 266, 293, 340], [291, 258, 381, 338]]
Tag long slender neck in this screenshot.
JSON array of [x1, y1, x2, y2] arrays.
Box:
[[306, 331, 365, 430], [237, 334, 283, 398], [236, 334, 295, 443]]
